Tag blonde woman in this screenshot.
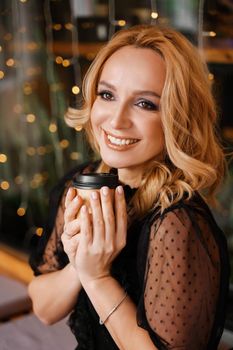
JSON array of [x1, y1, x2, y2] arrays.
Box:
[[28, 25, 230, 350]]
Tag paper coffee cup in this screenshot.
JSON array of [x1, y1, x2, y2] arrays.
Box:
[[72, 173, 119, 216]]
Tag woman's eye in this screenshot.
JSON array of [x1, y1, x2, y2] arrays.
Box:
[[136, 100, 158, 111], [97, 91, 114, 101]]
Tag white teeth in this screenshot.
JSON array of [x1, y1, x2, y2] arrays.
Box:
[[107, 134, 138, 146]]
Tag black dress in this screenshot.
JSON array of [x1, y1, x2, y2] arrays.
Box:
[[29, 162, 230, 350]]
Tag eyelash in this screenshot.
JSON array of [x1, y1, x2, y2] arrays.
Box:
[[96, 90, 158, 111], [97, 90, 114, 101], [135, 100, 158, 111]]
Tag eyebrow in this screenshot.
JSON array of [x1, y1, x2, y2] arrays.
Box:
[[98, 80, 161, 99]]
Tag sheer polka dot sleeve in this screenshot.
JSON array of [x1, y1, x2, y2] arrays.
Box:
[[144, 207, 220, 349], [35, 186, 69, 274]]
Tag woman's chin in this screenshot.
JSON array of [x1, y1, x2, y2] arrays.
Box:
[[101, 155, 130, 170]]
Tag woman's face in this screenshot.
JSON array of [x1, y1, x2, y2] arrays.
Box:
[[90, 46, 166, 173]]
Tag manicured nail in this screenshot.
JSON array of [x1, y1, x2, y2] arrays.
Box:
[[117, 186, 123, 195], [102, 186, 109, 196], [74, 195, 80, 202], [91, 191, 98, 200], [81, 205, 87, 213]]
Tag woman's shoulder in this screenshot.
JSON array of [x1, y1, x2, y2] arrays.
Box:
[[149, 192, 228, 258], [156, 192, 212, 224]]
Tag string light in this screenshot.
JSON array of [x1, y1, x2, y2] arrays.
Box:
[[26, 113, 36, 123], [151, 12, 159, 19], [6, 58, 15, 67], [60, 139, 70, 148], [0, 181, 10, 190], [44, 0, 65, 177], [53, 23, 62, 31], [36, 227, 43, 236], [150, 0, 158, 24], [62, 59, 71, 67], [0, 0, 78, 246], [29, 173, 46, 188], [49, 123, 57, 133], [17, 207, 26, 216], [23, 83, 33, 95], [117, 20, 126, 27], [209, 31, 216, 37], [72, 85, 80, 95], [64, 23, 73, 30], [10, 0, 33, 220], [202, 31, 217, 37], [0, 153, 7, 163], [55, 56, 63, 64]]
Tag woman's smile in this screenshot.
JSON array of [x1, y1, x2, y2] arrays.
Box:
[[103, 129, 140, 150]]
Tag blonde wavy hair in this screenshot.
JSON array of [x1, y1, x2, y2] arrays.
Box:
[[65, 24, 226, 216]]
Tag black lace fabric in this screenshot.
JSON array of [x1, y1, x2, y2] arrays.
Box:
[[29, 163, 230, 350]]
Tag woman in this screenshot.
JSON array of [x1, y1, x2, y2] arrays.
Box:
[[28, 25, 230, 350]]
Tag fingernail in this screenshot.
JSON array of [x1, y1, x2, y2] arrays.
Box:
[[117, 186, 123, 195], [74, 195, 80, 202], [81, 205, 87, 213], [102, 186, 109, 196], [91, 191, 98, 200]]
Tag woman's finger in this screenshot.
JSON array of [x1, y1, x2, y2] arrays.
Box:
[[99, 186, 115, 245], [64, 187, 76, 209], [80, 205, 93, 245], [64, 218, 80, 237], [115, 186, 127, 249], [61, 232, 80, 267], [89, 190, 105, 244], [64, 194, 83, 224]]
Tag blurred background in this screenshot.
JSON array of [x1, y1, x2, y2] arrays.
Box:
[[0, 0, 233, 344], [0, 0, 233, 326]]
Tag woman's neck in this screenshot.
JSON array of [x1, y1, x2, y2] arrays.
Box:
[[118, 167, 143, 189]]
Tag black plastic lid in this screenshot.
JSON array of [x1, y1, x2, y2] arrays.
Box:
[[72, 173, 119, 189]]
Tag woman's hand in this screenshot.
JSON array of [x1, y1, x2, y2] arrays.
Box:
[[61, 187, 83, 268], [75, 185, 127, 286]]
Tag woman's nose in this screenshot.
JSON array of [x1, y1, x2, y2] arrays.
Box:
[[110, 104, 132, 129]]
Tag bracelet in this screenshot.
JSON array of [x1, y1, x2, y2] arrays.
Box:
[[99, 291, 128, 325]]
